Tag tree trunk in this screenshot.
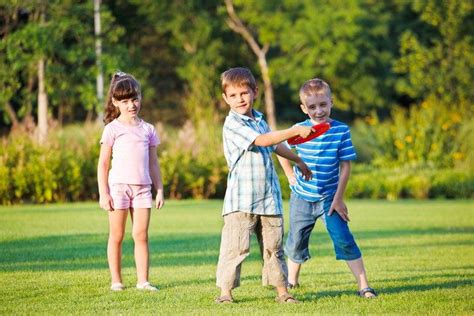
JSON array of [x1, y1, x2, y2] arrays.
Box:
[[4, 101, 19, 129], [224, 0, 277, 130], [37, 57, 48, 144], [94, 0, 104, 124]]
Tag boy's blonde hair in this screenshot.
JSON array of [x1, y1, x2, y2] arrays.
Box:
[[221, 67, 257, 94], [299, 78, 332, 105]]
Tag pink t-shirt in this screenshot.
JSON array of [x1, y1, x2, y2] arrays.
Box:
[[100, 119, 160, 185]]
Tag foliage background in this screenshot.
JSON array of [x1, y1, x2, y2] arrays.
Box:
[[0, 0, 472, 203]]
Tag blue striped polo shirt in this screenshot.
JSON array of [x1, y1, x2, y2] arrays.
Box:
[[222, 109, 283, 216], [289, 119, 356, 202]]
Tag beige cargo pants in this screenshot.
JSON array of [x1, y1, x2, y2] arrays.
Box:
[[216, 211, 288, 289]]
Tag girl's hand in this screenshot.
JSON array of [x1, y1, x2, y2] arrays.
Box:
[[99, 194, 114, 211], [155, 190, 164, 209], [328, 198, 350, 222]]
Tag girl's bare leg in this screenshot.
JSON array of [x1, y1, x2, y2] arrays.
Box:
[[130, 208, 151, 284], [108, 209, 128, 284]]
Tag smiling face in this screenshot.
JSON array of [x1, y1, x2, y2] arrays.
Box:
[[222, 84, 257, 117], [113, 96, 141, 122], [301, 93, 333, 124]]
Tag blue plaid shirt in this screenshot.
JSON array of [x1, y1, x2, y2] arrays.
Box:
[[222, 109, 283, 216]]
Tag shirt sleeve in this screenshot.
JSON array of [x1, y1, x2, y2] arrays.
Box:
[[338, 127, 357, 161], [148, 125, 160, 147], [224, 121, 260, 151], [100, 124, 114, 147]]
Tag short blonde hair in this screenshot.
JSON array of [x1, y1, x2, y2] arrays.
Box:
[[299, 78, 332, 105], [221, 67, 257, 94]]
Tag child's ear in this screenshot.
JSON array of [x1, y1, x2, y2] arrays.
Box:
[[222, 93, 229, 105], [300, 103, 308, 114], [112, 98, 119, 107], [252, 87, 259, 99]]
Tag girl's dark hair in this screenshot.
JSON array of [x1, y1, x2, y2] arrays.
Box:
[[103, 71, 141, 124]]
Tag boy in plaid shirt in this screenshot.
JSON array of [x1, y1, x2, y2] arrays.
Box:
[[215, 67, 312, 304]]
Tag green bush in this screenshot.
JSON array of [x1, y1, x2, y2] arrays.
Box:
[[347, 165, 473, 200], [0, 125, 101, 204], [0, 122, 472, 205], [352, 97, 472, 169]]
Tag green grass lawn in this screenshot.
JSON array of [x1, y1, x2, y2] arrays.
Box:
[[0, 200, 473, 314]]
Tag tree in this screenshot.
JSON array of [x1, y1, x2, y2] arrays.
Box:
[[224, 0, 277, 129], [270, 0, 395, 117], [0, 1, 129, 132], [394, 0, 474, 108], [94, 0, 104, 123]]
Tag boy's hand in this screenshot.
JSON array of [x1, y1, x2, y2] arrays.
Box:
[[294, 126, 314, 138], [329, 198, 350, 222], [99, 193, 114, 212], [296, 160, 312, 181], [155, 189, 164, 209]]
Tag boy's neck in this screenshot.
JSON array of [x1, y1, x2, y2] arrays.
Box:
[[233, 109, 255, 120], [310, 117, 332, 125]]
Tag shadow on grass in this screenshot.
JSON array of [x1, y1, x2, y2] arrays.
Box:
[[0, 233, 223, 271], [299, 278, 474, 302], [0, 232, 276, 272], [1, 226, 472, 273]]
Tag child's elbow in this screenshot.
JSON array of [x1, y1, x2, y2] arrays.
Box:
[[254, 136, 272, 147]]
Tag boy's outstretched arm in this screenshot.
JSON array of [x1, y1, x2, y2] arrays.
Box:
[[329, 160, 351, 221], [275, 144, 312, 181], [254, 125, 313, 147]]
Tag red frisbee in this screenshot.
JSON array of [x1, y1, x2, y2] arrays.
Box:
[[287, 122, 330, 145]]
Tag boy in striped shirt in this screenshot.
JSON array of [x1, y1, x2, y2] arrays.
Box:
[[280, 78, 377, 298]]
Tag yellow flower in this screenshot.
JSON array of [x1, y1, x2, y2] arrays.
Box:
[[395, 140, 404, 150], [441, 123, 450, 130], [453, 152, 464, 160], [405, 135, 413, 143], [365, 116, 377, 126], [451, 113, 462, 123]]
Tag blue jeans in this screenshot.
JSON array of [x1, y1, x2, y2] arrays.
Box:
[[284, 193, 361, 262]]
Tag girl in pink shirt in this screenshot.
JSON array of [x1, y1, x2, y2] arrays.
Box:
[[97, 72, 164, 291]]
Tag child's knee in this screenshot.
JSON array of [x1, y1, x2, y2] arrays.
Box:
[[109, 232, 125, 244], [332, 236, 361, 260], [132, 230, 148, 242]]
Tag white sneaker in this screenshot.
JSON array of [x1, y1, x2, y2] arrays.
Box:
[[136, 281, 158, 291], [110, 282, 125, 291]]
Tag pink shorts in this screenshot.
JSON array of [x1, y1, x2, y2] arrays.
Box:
[[110, 184, 153, 209]]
